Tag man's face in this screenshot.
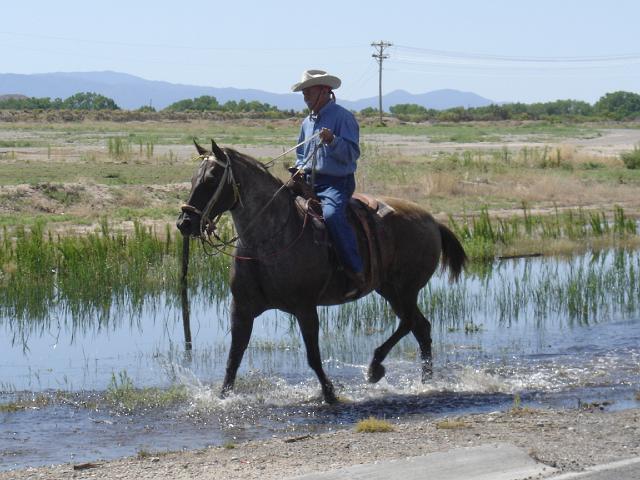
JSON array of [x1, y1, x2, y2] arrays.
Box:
[[302, 85, 328, 111]]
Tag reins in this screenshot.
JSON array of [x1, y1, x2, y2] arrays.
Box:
[[262, 131, 321, 168], [183, 132, 322, 260]]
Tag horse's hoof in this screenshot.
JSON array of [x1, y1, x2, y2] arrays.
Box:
[[421, 363, 433, 383], [367, 363, 386, 383], [324, 394, 339, 405], [220, 385, 232, 399], [323, 390, 339, 405]]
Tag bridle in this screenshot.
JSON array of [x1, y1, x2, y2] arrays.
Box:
[[181, 153, 241, 247], [181, 134, 322, 260]]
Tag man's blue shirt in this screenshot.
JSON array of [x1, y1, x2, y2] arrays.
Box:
[[295, 101, 360, 177]]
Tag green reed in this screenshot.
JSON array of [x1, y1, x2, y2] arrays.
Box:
[[321, 248, 640, 339], [136, 135, 156, 159], [107, 136, 132, 160], [0, 219, 231, 327], [438, 249, 638, 327], [2, 209, 639, 344], [106, 370, 188, 412], [449, 204, 637, 261]]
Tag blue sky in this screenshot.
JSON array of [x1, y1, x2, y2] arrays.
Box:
[[2, 0, 639, 104]]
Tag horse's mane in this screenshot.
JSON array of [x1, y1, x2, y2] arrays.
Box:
[[223, 147, 285, 187]]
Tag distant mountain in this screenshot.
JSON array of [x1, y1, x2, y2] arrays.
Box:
[[0, 71, 495, 111], [0, 93, 28, 100], [340, 89, 494, 111]]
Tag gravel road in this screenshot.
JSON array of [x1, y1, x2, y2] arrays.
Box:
[[2, 407, 638, 480]]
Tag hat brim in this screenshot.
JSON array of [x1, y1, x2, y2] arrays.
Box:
[[291, 75, 341, 92]]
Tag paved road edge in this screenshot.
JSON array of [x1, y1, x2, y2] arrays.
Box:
[[549, 456, 640, 479]]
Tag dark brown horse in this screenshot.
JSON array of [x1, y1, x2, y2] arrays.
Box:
[[176, 140, 467, 404]]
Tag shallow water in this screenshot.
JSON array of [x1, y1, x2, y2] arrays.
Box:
[[1, 249, 640, 470]]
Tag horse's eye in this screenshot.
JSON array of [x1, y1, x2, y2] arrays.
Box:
[[205, 169, 217, 182]]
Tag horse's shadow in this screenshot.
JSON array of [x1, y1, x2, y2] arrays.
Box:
[[278, 390, 516, 424], [213, 381, 518, 432]]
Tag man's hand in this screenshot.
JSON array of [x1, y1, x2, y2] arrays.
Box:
[[288, 166, 303, 179], [319, 127, 335, 145]]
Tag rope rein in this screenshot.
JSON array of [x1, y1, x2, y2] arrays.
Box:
[[262, 131, 321, 168], [184, 132, 322, 260]]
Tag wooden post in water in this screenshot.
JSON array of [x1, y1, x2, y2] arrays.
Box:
[[181, 234, 192, 351]]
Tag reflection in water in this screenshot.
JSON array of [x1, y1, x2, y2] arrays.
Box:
[[1, 249, 639, 470]]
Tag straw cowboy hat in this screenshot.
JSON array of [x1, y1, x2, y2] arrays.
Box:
[[291, 69, 341, 92]]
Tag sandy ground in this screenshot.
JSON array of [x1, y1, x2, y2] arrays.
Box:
[[4, 126, 638, 163], [2, 407, 638, 480], [4, 127, 640, 229], [234, 127, 640, 159]]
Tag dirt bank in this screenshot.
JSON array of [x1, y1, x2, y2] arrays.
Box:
[[2, 407, 638, 480]]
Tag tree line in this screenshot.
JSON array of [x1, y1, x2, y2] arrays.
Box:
[[0, 93, 293, 118], [0, 92, 119, 111], [1, 90, 639, 121], [162, 95, 295, 116], [386, 91, 640, 122]]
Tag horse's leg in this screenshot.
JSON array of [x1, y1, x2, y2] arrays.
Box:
[[409, 305, 433, 382], [368, 288, 422, 383], [295, 308, 338, 404], [367, 320, 413, 383], [221, 300, 255, 397]]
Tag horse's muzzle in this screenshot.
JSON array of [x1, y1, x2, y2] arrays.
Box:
[[177, 203, 206, 237], [176, 211, 199, 237]]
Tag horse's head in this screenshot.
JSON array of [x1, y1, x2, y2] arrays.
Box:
[[176, 139, 239, 237]]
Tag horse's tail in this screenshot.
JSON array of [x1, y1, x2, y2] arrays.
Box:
[[438, 223, 467, 281]]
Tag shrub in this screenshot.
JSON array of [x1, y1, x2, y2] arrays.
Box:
[[620, 145, 640, 169]]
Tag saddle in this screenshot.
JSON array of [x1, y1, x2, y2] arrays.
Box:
[[290, 174, 394, 295]]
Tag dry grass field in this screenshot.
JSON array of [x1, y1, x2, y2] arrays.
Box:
[[1, 118, 639, 233]]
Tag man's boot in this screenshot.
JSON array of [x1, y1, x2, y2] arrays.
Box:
[[344, 270, 366, 298]]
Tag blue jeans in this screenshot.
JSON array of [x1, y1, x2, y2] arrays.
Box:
[[312, 173, 364, 274]]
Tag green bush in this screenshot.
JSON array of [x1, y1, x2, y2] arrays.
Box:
[[595, 91, 640, 120], [621, 145, 640, 169]]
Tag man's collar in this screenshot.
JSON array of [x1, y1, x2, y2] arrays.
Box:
[[310, 99, 335, 120]]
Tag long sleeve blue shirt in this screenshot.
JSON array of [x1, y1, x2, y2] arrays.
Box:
[[295, 101, 360, 177]]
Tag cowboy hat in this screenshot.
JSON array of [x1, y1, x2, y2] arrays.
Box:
[[291, 69, 341, 92]]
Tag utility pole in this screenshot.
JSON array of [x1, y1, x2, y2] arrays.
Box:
[[371, 40, 392, 125]]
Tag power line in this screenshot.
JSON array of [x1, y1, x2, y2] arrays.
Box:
[[0, 30, 362, 53], [386, 65, 640, 79], [340, 63, 377, 99], [392, 44, 640, 66]]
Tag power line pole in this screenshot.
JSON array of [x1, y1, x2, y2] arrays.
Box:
[[371, 40, 392, 125]]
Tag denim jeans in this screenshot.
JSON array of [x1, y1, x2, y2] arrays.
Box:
[[311, 173, 364, 274]]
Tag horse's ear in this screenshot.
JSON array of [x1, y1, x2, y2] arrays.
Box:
[[194, 139, 208, 156], [210, 139, 227, 163]]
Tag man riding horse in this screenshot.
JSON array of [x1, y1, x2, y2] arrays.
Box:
[[176, 72, 467, 404], [292, 69, 365, 296]]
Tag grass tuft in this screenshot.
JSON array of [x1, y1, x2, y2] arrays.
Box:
[[0, 402, 26, 413], [106, 370, 189, 412], [435, 418, 469, 430], [0, 394, 52, 412], [355, 416, 394, 433], [508, 393, 538, 415]]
